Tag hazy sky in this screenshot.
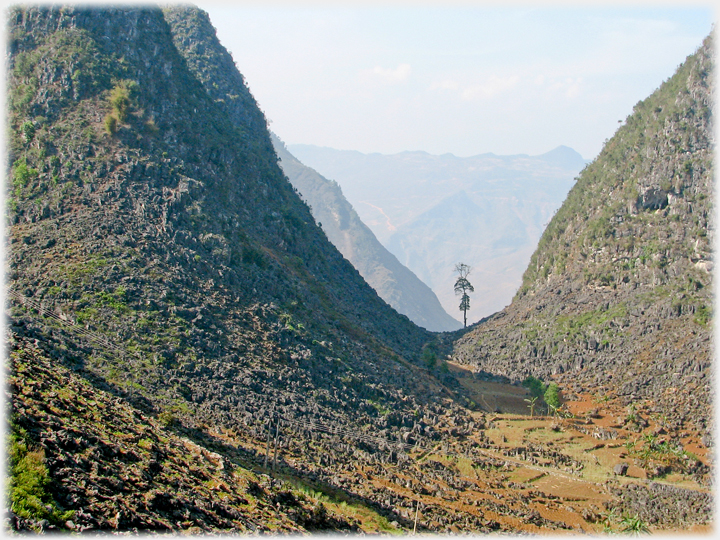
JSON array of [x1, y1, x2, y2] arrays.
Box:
[[199, 4, 713, 160]]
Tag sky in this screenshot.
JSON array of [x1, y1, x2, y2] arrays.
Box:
[[199, 3, 714, 160]]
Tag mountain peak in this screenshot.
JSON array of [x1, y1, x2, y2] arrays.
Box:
[[537, 145, 587, 168]]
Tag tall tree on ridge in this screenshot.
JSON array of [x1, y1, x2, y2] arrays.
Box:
[[454, 263, 474, 328]]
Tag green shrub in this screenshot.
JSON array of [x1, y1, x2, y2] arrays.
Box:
[[521, 376, 546, 399], [104, 113, 118, 134], [544, 383, 561, 414], [12, 158, 38, 190], [694, 304, 711, 326], [8, 425, 74, 529], [110, 84, 131, 121], [20, 120, 35, 142], [421, 346, 437, 369]]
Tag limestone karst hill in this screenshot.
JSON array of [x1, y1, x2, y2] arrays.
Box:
[[6, 5, 714, 534], [7, 5, 458, 530], [454, 34, 714, 438], [8, 4, 442, 406], [271, 133, 462, 332]]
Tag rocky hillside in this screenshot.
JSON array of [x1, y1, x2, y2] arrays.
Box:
[[6, 5, 473, 530], [161, 5, 459, 333], [289, 144, 585, 322], [7, 334, 368, 533], [454, 35, 714, 436], [272, 134, 461, 332], [8, 3, 438, 406]]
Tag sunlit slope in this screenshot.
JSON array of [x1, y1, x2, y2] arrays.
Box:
[[454, 34, 714, 433]]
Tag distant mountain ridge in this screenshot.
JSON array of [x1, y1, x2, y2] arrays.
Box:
[[272, 134, 462, 332], [288, 144, 586, 322]]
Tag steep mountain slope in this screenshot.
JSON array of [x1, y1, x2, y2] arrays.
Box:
[[271, 134, 461, 332], [158, 9, 460, 331], [8, 4, 436, 399], [288, 144, 585, 322], [6, 6, 467, 530], [454, 35, 714, 436]]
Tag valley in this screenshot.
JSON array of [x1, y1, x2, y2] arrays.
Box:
[[10, 332, 711, 534], [287, 145, 586, 323], [5, 4, 713, 535]]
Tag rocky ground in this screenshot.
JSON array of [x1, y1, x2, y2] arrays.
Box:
[[8, 328, 713, 534], [5, 6, 714, 535]]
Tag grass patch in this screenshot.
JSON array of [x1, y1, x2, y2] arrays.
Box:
[[8, 422, 74, 530]]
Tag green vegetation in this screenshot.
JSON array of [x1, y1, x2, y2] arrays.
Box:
[[20, 120, 36, 142], [521, 377, 563, 415], [543, 383, 561, 415], [516, 35, 712, 297], [104, 79, 137, 133], [104, 113, 118, 134], [11, 157, 38, 194], [522, 376, 546, 400], [620, 513, 650, 535], [694, 304, 711, 326], [8, 422, 74, 530], [524, 396, 539, 416], [421, 343, 438, 370]]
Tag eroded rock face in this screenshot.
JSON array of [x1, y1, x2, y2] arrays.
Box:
[[453, 34, 714, 433], [636, 188, 669, 211], [7, 4, 441, 431]]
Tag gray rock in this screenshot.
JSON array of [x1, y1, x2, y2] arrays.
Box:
[[613, 462, 629, 476]]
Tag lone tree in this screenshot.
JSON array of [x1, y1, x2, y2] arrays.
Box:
[[544, 383, 561, 416], [454, 263, 474, 328]]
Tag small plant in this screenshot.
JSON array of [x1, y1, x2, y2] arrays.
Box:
[[144, 117, 159, 134], [158, 410, 177, 428], [138, 438, 154, 450], [600, 508, 618, 533], [620, 512, 650, 535], [109, 80, 136, 121], [544, 383, 561, 416], [421, 345, 437, 370], [20, 120, 36, 142], [593, 393, 611, 404], [524, 396, 538, 416], [12, 158, 38, 189], [694, 304, 711, 326]]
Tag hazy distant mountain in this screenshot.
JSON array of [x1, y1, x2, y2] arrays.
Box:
[[272, 134, 462, 332], [288, 144, 587, 322]]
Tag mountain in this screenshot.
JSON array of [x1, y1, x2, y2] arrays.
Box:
[[6, 5, 712, 534], [5, 5, 451, 532], [287, 144, 586, 323], [271, 134, 461, 332], [453, 34, 714, 437]]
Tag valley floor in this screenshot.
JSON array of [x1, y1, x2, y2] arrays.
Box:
[[8, 332, 712, 534]]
